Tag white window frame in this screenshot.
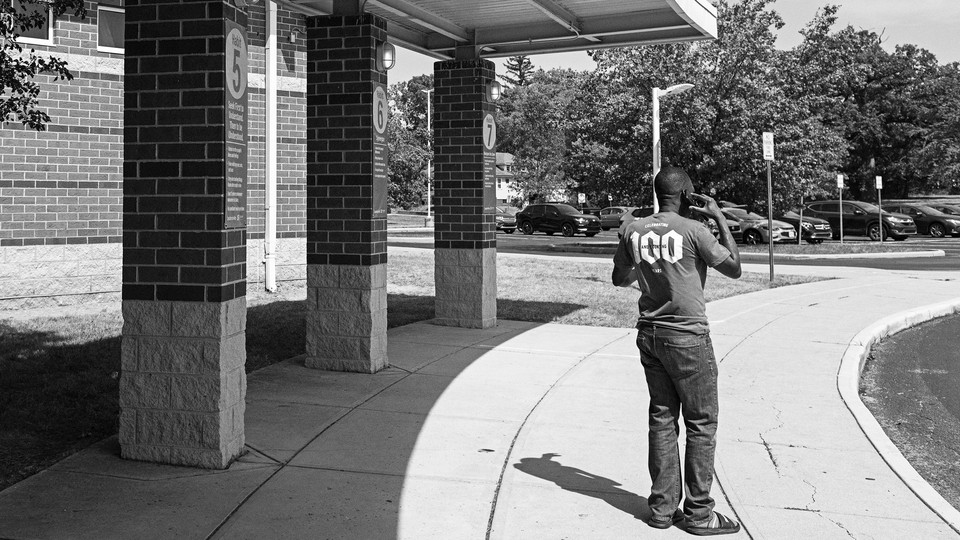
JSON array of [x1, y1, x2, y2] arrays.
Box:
[[96, 4, 124, 54], [13, 0, 54, 46]]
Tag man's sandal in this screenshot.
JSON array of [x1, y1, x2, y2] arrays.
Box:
[[685, 511, 741, 536], [647, 509, 685, 529]]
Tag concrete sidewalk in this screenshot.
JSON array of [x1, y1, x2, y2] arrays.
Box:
[[1, 267, 959, 538]]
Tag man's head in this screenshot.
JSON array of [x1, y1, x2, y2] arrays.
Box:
[[654, 166, 695, 213]]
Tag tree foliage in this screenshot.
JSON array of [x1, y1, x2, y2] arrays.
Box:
[[1, 0, 85, 130], [384, 0, 960, 212], [499, 55, 535, 87], [386, 75, 432, 209], [497, 68, 585, 202]]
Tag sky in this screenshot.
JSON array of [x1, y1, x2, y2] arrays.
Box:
[[390, 0, 960, 84]]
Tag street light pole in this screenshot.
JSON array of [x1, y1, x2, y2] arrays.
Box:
[[422, 88, 434, 224], [651, 83, 694, 212], [652, 87, 660, 212]]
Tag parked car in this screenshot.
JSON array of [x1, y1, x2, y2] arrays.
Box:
[[720, 207, 797, 244], [928, 203, 960, 217], [778, 210, 832, 244], [516, 203, 601, 237], [803, 200, 916, 241], [579, 205, 602, 219], [881, 203, 960, 238], [617, 206, 654, 238], [599, 206, 637, 231], [495, 205, 518, 233], [617, 206, 734, 241]]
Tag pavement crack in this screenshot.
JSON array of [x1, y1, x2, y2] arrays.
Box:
[[757, 399, 785, 477], [802, 478, 818, 510], [758, 434, 780, 476], [818, 512, 858, 539]]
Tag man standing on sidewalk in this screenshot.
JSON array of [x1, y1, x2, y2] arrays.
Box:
[[612, 166, 742, 535]]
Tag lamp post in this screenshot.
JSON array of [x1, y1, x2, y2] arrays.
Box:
[[422, 88, 434, 224], [651, 83, 694, 212]]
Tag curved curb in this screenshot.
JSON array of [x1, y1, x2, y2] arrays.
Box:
[[837, 300, 960, 534], [739, 249, 945, 260]]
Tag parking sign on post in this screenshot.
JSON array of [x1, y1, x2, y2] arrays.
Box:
[[837, 174, 844, 244], [762, 132, 775, 161], [876, 176, 883, 241], [762, 132, 774, 281]]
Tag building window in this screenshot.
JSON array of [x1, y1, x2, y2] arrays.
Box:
[[97, 4, 124, 53], [13, 0, 53, 45]]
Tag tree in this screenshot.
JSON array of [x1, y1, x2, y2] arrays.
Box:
[[2, 0, 85, 130], [386, 75, 432, 209], [568, 0, 847, 213], [920, 62, 960, 192], [497, 68, 585, 202], [499, 55, 535, 87]]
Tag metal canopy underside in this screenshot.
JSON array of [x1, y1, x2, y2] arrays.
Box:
[[282, 0, 717, 59]]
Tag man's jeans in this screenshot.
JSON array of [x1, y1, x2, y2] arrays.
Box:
[[636, 325, 719, 525]]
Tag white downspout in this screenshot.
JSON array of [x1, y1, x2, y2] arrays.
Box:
[[264, 0, 278, 292]]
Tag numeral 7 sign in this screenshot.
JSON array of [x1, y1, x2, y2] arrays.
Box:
[[482, 114, 496, 150]]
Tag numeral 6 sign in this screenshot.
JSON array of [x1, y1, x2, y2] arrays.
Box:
[[373, 85, 388, 135]]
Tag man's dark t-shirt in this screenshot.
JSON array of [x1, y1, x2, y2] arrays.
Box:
[[614, 212, 731, 334]]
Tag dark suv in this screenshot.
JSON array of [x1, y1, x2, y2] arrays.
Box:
[[517, 203, 601, 237], [804, 200, 916, 241]]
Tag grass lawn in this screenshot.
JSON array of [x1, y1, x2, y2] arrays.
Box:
[[387, 213, 431, 228], [0, 249, 825, 491]]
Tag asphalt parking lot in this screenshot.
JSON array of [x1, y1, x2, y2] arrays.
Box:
[[485, 229, 960, 271]]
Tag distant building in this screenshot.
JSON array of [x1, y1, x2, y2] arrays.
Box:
[[495, 152, 521, 204]]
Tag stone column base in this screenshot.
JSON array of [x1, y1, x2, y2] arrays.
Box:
[[119, 298, 246, 469], [435, 248, 496, 329], [305, 264, 388, 373]]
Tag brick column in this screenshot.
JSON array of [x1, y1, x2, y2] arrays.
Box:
[[304, 13, 388, 373], [119, 0, 247, 468], [433, 60, 497, 328]]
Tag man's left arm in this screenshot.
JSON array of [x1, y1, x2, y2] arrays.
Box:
[[612, 236, 637, 287]]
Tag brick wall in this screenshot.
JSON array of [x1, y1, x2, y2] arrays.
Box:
[[246, 88, 307, 242], [121, 0, 247, 303], [0, 0, 124, 247], [304, 13, 387, 267], [0, 1, 311, 307], [433, 59, 497, 250]]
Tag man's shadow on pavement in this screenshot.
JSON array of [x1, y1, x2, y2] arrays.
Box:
[[513, 453, 652, 521]]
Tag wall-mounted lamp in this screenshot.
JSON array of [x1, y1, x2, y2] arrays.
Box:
[[376, 42, 396, 71], [486, 80, 502, 102], [288, 30, 299, 44]]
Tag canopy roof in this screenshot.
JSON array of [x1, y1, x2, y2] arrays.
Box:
[[281, 0, 717, 59]]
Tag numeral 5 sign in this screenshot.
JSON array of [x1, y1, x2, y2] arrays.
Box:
[[630, 230, 684, 265], [225, 26, 247, 100]]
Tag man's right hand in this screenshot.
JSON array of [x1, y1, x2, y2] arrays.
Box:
[[688, 192, 742, 279], [687, 192, 724, 222]]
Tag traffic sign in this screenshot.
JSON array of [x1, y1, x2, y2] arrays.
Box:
[[875, 176, 883, 190], [762, 132, 774, 161], [578, 193, 586, 204], [837, 174, 844, 188], [607, 194, 613, 201]]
